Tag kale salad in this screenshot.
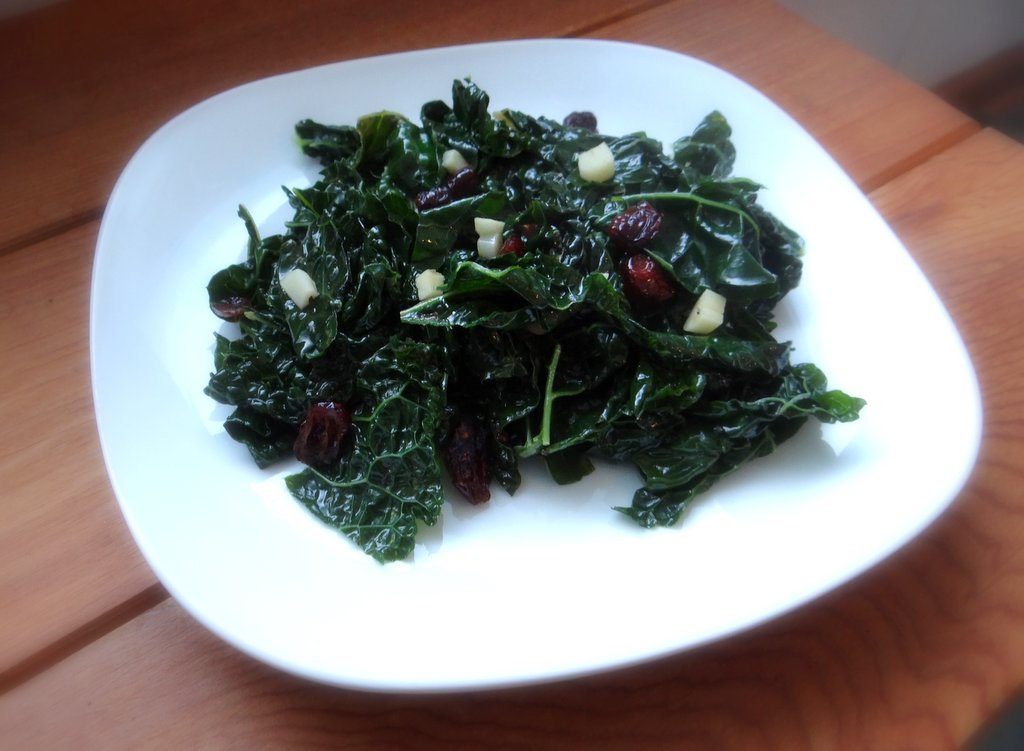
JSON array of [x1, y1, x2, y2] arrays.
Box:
[[204, 80, 864, 562]]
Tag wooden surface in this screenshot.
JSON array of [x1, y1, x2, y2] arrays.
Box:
[[2, 0, 1021, 748]]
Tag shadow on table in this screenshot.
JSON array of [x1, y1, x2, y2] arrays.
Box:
[[970, 692, 1024, 750], [933, 43, 1024, 145]]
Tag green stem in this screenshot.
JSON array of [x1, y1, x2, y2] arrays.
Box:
[[540, 344, 562, 447], [288, 187, 322, 219], [755, 393, 810, 417]]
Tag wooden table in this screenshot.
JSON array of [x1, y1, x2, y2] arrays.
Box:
[[2, 1, 1022, 747]]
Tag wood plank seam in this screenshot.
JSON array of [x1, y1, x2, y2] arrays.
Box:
[[557, 0, 677, 38], [0, 583, 168, 696], [0, 206, 104, 260], [860, 119, 980, 194]]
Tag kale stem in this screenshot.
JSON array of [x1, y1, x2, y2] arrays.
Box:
[[757, 393, 808, 416], [540, 344, 562, 447], [288, 187, 321, 218]]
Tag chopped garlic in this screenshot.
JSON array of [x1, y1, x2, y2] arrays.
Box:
[[474, 216, 505, 259], [474, 217, 504, 238], [414, 269, 446, 300], [578, 142, 615, 183], [477, 236, 501, 259], [441, 149, 470, 175], [493, 109, 515, 128], [683, 289, 727, 334], [279, 268, 319, 310]]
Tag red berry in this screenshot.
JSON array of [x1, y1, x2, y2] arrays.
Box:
[[563, 111, 598, 132], [210, 295, 251, 321], [447, 167, 478, 199], [293, 402, 351, 468], [445, 414, 492, 504], [619, 253, 675, 306], [415, 167, 479, 210], [608, 201, 663, 249], [500, 235, 525, 256]]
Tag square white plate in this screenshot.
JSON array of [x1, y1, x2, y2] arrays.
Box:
[[91, 39, 980, 691]]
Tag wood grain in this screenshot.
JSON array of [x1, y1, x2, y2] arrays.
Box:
[[0, 222, 158, 676], [586, 0, 979, 192], [0, 0, 658, 255], [3, 128, 1022, 750]]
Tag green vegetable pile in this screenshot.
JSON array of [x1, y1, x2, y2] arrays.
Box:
[[204, 80, 864, 562]]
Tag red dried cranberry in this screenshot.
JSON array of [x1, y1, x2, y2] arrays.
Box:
[[608, 201, 663, 250], [563, 111, 598, 132], [210, 296, 251, 321], [447, 167, 479, 200], [619, 253, 675, 306], [294, 402, 351, 468], [500, 235, 525, 256], [415, 167, 479, 210], [444, 414, 492, 504], [415, 184, 450, 210]]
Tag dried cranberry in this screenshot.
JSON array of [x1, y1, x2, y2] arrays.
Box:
[[444, 414, 492, 504], [294, 402, 351, 468], [619, 253, 675, 306], [415, 184, 450, 210], [563, 111, 598, 132], [500, 235, 525, 256], [447, 167, 479, 200], [608, 201, 663, 250], [415, 167, 479, 210], [210, 296, 251, 321]]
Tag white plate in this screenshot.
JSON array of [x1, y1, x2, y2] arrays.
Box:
[[91, 39, 981, 691]]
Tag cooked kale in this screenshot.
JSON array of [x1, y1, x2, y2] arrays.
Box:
[[205, 80, 864, 562]]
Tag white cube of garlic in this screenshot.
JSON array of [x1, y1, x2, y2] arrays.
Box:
[[474, 217, 505, 238], [477, 236, 501, 259], [683, 289, 726, 334], [577, 142, 615, 183], [441, 149, 470, 175], [279, 268, 319, 310], [414, 269, 446, 300], [474, 217, 505, 259]]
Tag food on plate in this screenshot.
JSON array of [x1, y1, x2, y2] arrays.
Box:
[[204, 80, 864, 562]]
